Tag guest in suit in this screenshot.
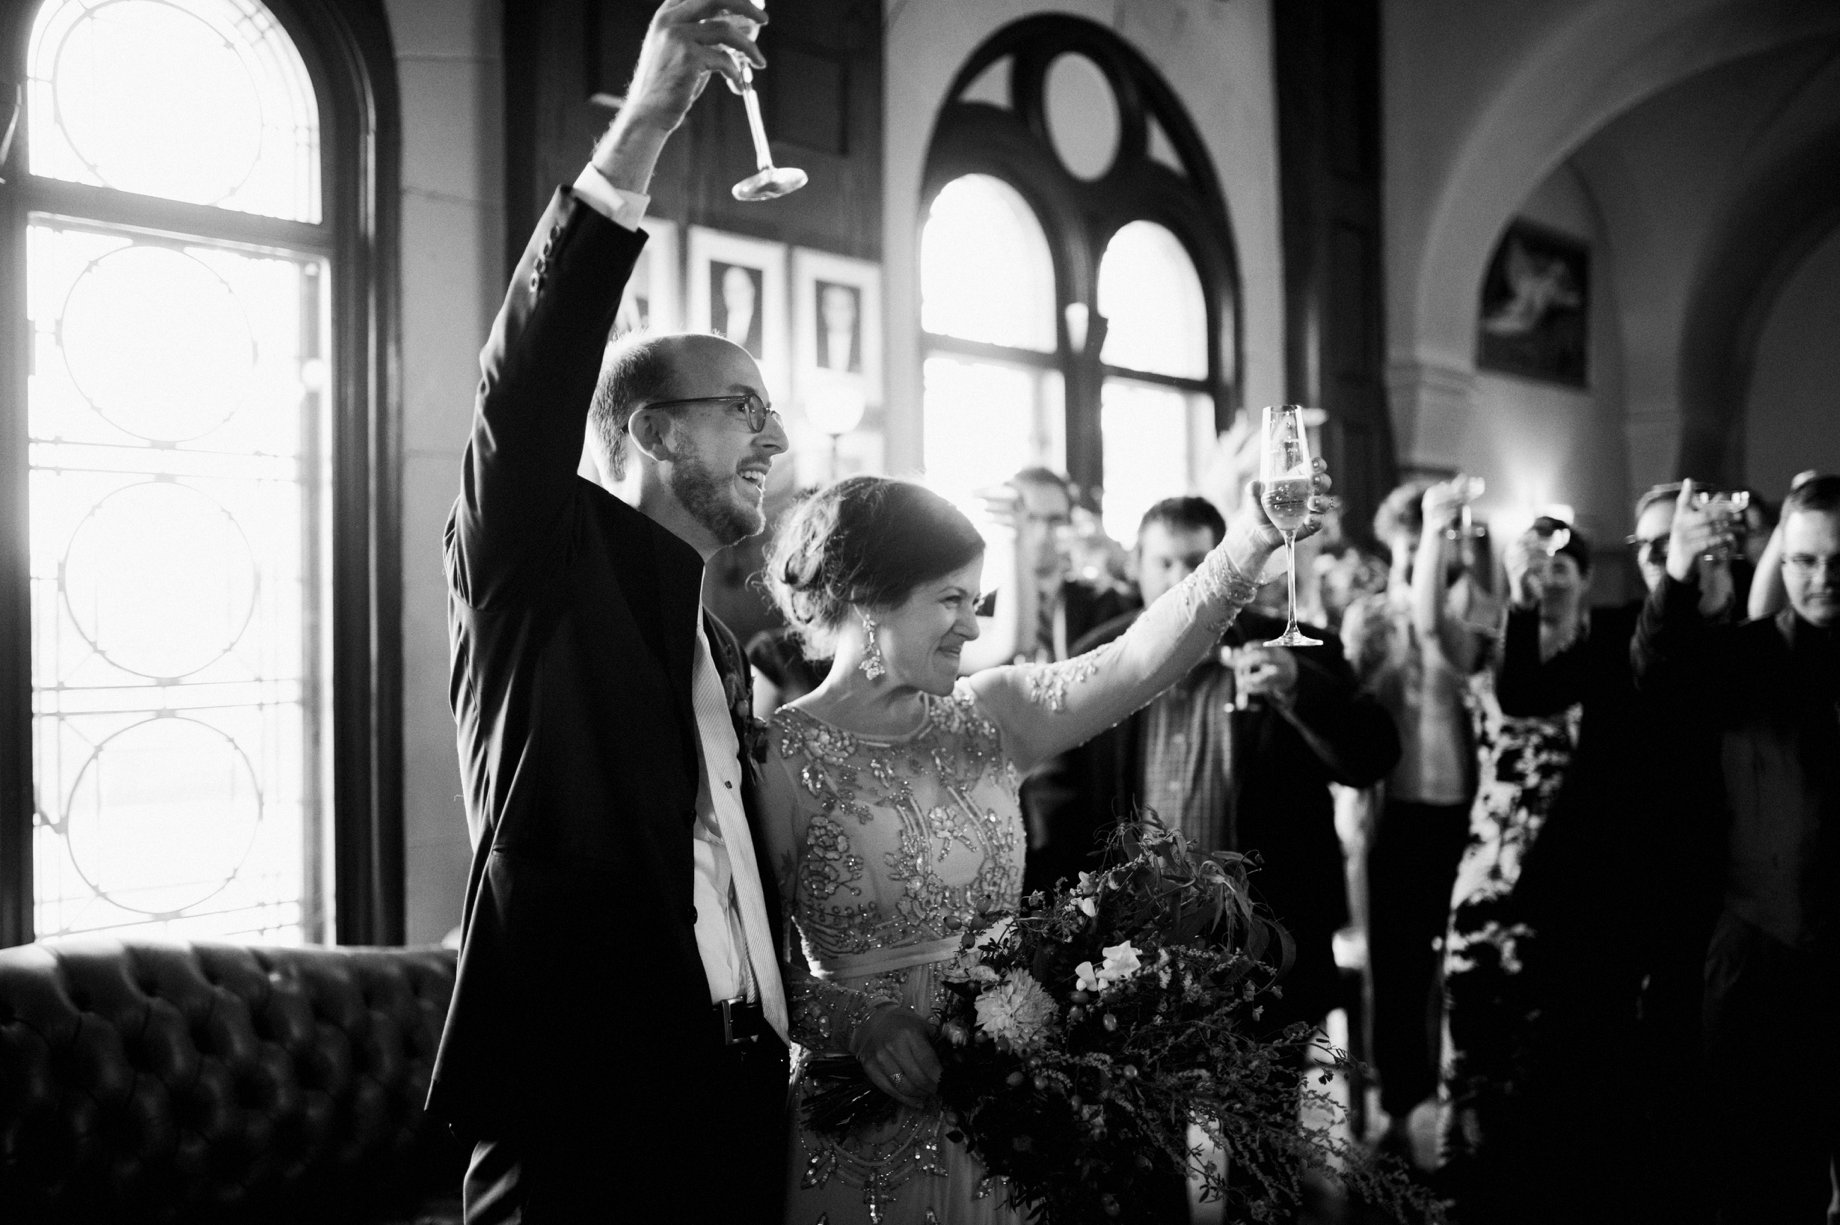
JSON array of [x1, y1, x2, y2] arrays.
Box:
[[426, 5, 793, 1222], [1634, 475, 1840, 1225], [1028, 496, 1400, 1033]]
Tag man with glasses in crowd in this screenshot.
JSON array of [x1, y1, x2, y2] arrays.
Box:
[[1634, 474, 1840, 1225], [428, 4, 794, 1221]]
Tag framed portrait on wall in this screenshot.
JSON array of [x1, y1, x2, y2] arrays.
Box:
[[1476, 219, 1589, 387], [612, 219, 680, 338], [686, 226, 789, 390], [790, 248, 883, 400]]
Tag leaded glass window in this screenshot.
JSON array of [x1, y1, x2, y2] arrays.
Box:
[[921, 19, 1237, 544], [15, 0, 333, 943]]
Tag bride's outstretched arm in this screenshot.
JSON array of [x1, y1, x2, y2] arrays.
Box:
[[968, 467, 1331, 773]]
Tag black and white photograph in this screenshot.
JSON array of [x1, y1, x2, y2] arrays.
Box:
[[3, 4, 1837, 1225]]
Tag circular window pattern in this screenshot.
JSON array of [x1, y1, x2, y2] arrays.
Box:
[[63, 716, 263, 917], [51, 1, 266, 205], [59, 244, 256, 442], [61, 481, 258, 679], [1044, 53, 1120, 181]]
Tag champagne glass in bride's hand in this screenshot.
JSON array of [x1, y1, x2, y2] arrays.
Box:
[[710, 0, 806, 201], [1260, 405, 1323, 647]]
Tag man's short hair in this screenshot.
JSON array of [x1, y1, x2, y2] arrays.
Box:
[[1373, 480, 1433, 541], [1633, 481, 1684, 523], [587, 329, 681, 480], [1137, 496, 1225, 547], [1785, 474, 1840, 519], [1012, 466, 1073, 502]]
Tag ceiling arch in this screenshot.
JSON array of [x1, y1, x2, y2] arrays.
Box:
[[1392, 0, 1840, 372]]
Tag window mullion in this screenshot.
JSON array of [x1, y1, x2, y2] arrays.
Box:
[[23, 176, 331, 257]]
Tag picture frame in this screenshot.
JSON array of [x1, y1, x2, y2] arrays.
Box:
[[686, 226, 789, 393], [1476, 218, 1589, 387], [612, 219, 680, 338], [790, 248, 883, 400], [789, 248, 885, 484]]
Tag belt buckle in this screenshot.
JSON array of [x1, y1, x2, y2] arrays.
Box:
[[718, 996, 757, 1046]]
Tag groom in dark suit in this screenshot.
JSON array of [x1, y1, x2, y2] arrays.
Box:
[[427, 4, 793, 1222]]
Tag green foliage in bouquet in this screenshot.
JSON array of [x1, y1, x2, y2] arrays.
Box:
[[803, 818, 1441, 1224]]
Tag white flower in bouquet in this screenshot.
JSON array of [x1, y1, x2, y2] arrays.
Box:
[[973, 969, 1058, 1052], [1074, 940, 1145, 994]]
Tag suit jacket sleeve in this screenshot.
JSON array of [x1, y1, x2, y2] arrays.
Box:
[[448, 188, 647, 610], [1631, 573, 1741, 707], [1270, 627, 1401, 787]]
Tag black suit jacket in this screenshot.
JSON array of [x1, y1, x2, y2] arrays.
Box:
[[1027, 608, 1399, 1024], [427, 188, 785, 1146]]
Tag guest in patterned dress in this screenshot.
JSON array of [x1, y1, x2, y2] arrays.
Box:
[[755, 470, 1329, 1224], [1435, 519, 1591, 1223]]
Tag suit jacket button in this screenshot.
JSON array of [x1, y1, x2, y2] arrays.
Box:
[[685, 906, 698, 926], [528, 270, 543, 293]]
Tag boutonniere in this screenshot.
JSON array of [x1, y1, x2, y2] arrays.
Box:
[[721, 667, 746, 720], [743, 716, 771, 766]]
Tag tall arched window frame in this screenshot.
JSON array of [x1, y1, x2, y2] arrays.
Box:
[[0, 0, 401, 948], [921, 16, 1240, 542]]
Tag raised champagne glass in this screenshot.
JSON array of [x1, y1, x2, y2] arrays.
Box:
[[1259, 405, 1322, 647], [1441, 474, 1488, 541], [714, 1, 806, 202], [1690, 488, 1750, 561]]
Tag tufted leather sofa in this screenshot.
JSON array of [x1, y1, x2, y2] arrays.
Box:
[[0, 937, 464, 1224]]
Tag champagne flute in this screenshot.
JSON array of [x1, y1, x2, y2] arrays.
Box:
[[1690, 488, 1749, 561], [1441, 475, 1487, 540], [1259, 405, 1322, 647], [712, 1, 807, 202]]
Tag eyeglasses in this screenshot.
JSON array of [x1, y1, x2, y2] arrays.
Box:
[[1783, 554, 1840, 578], [1624, 534, 1669, 559], [645, 391, 780, 434]]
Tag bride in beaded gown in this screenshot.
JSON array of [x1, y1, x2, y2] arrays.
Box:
[[754, 472, 1325, 1225]]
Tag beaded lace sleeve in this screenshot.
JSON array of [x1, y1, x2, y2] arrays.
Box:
[[977, 538, 1267, 771], [1020, 542, 1261, 714], [978, 540, 1265, 768]]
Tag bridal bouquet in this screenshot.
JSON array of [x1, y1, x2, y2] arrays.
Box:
[[803, 820, 1437, 1224]]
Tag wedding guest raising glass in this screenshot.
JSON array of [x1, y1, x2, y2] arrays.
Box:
[[711, 0, 807, 201], [1259, 404, 1322, 647]]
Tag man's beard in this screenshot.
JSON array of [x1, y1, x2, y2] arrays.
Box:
[[671, 442, 763, 547]]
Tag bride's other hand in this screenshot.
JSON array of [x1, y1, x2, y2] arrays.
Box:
[[850, 1003, 940, 1109], [1228, 458, 1333, 573]]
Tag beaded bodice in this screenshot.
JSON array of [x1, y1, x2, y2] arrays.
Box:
[[769, 685, 1025, 1008]]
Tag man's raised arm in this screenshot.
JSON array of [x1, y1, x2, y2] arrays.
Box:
[[447, 1, 767, 607]]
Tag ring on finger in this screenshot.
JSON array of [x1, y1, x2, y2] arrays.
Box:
[[890, 1070, 906, 1085]]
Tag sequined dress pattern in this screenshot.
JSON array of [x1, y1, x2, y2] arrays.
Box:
[[763, 685, 1029, 1225]]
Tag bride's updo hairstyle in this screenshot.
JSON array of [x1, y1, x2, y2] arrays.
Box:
[[765, 476, 985, 656]]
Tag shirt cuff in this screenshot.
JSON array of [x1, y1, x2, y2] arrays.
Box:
[[570, 165, 651, 231]]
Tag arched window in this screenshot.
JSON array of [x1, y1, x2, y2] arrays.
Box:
[[0, 0, 399, 946], [921, 17, 1238, 543]]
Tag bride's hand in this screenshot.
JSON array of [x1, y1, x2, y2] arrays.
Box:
[[850, 1003, 940, 1110], [1224, 458, 1334, 574]]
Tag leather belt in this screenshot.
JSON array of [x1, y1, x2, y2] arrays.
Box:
[[712, 996, 767, 1047]]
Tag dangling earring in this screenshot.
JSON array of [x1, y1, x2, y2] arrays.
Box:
[[858, 613, 886, 681]]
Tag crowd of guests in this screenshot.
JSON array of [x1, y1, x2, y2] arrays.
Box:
[[741, 460, 1838, 1225], [433, 6, 1836, 1222]]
